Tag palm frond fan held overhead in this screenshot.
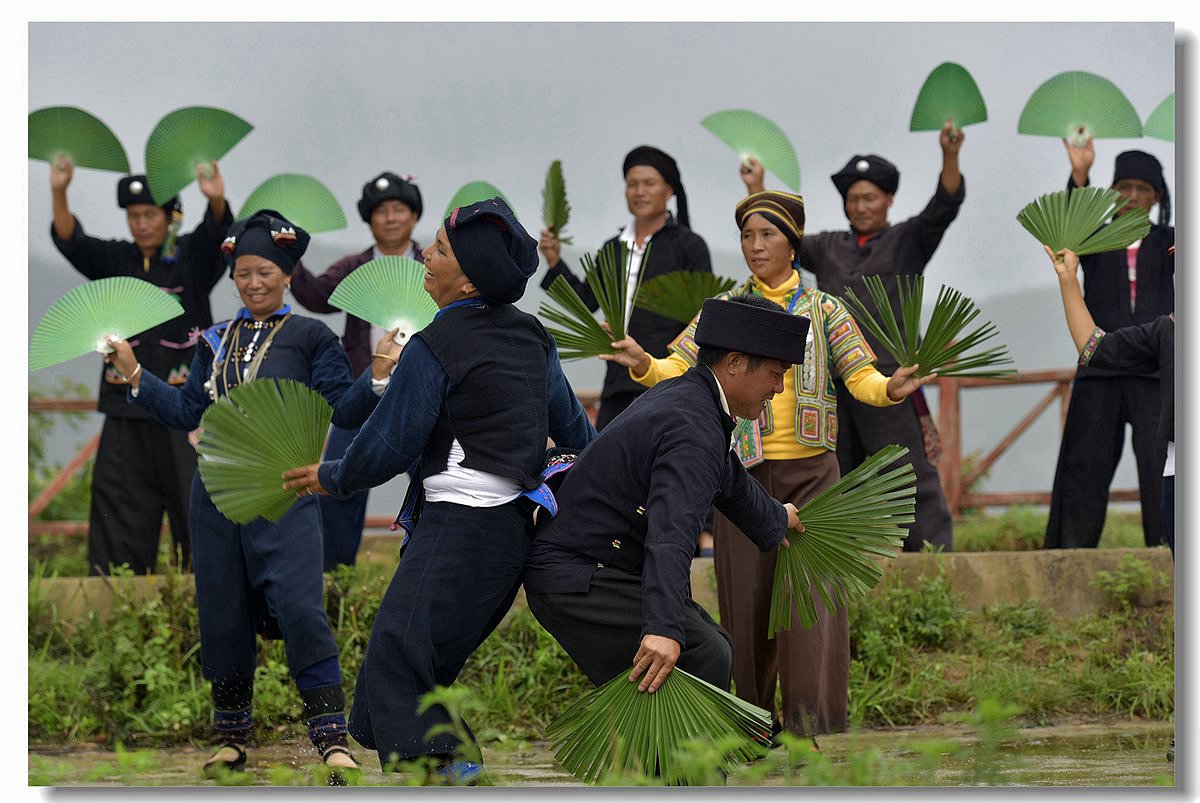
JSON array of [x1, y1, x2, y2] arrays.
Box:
[[328, 256, 439, 344], [542, 160, 573, 245], [1017, 71, 1142, 145], [909, 62, 988, 132], [30, 276, 184, 372], [1142, 92, 1175, 143], [195, 379, 333, 524], [144, 106, 253, 204], [701, 109, 801, 191], [239, 173, 348, 233], [442, 181, 511, 221], [28, 106, 130, 174], [1017, 186, 1150, 258]]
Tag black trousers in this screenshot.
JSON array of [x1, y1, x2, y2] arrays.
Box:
[[835, 383, 953, 552], [318, 423, 369, 570], [527, 567, 734, 690], [88, 416, 194, 575], [1045, 375, 1167, 548]]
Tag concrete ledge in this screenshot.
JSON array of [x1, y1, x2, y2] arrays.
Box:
[[31, 547, 1173, 629]]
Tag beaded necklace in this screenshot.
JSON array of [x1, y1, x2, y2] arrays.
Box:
[[203, 312, 293, 401]]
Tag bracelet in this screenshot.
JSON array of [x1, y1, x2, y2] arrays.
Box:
[[372, 352, 398, 363], [120, 363, 142, 382]]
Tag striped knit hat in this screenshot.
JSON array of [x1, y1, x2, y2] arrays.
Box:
[[734, 190, 806, 250]]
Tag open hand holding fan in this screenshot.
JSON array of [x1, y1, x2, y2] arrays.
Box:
[[1017, 71, 1142, 145], [239, 173, 348, 234], [542, 160, 573, 244], [701, 109, 801, 191], [1142, 92, 1174, 143], [28, 106, 130, 174], [145, 106, 253, 204], [635, 271, 738, 324], [443, 181, 511, 220], [841, 275, 1015, 378], [539, 242, 642, 360], [195, 379, 332, 524], [770, 444, 915, 634], [546, 665, 772, 785], [1017, 186, 1150, 258], [909, 62, 988, 132], [328, 256, 438, 343], [30, 276, 183, 372]]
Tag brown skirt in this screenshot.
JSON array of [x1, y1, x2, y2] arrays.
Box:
[[712, 451, 849, 736]]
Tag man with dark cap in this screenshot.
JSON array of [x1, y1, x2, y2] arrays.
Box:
[[282, 197, 596, 784], [290, 171, 425, 569], [49, 156, 233, 575], [524, 294, 805, 703], [538, 144, 713, 430], [741, 121, 964, 552], [1044, 142, 1174, 549]]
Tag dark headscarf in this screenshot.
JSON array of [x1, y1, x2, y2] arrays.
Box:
[[1113, 150, 1171, 225], [357, 171, 423, 221], [734, 190, 806, 251], [622, 145, 690, 229], [695, 295, 809, 366], [444, 197, 538, 304], [830, 154, 900, 199], [221, 209, 311, 276]]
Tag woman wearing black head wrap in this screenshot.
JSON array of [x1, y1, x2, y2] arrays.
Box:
[[282, 197, 596, 783], [1045, 141, 1175, 550], [537, 144, 713, 429], [105, 210, 400, 780]]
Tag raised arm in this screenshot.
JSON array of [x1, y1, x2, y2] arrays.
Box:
[[50, 157, 76, 240], [938, 121, 963, 196], [1064, 136, 1095, 189], [1046, 246, 1096, 353]]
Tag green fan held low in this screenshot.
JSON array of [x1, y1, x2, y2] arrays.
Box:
[[1143, 92, 1175, 143], [145, 106, 253, 204], [546, 665, 772, 785], [539, 242, 645, 360], [28, 106, 130, 174], [239, 173, 348, 234], [1017, 71, 1142, 145], [542, 160, 573, 245], [841, 274, 1015, 379], [443, 181, 511, 221], [635, 271, 738, 324], [770, 444, 915, 634], [30, 276, 184, 372], [701, 109, 801, 191], [195, 379, 333, 524], [1017, 186, 1151, 258], [328, 256, 438, 343], [909, 62, 988, 132]]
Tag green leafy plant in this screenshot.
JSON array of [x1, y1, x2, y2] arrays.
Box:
[[546, 665, 771, 785], [144, 106, 253, 204], [30, 276, 185, 372], [634, 271, 738, 324], [909, 62, 988, 131], [841, 275, 1015, 378], [538, 242, 644, 360], [770, 444, 915, 634], [1018, 186, 1151, 257], [239, 173, 348, 233], [1090, 554, 1166, 612], [327, 256, 438, 343], [542, 160, 572, 245], [196, 379, 332, 523], [28, 106, 130, 173]]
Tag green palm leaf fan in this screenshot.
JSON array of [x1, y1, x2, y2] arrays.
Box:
[[538, 241, 643, 360], [546, 665, 772, 785], [195, 378, 332, 524], [1017, 186, 1151, 257], [634, 271, 738, 324], [841, 275, 1015, 378], [30, 276, 183, 372], [144, 106, 253, 204], [28, 106, 130, 173], [770, 444, 915, 634], [1142, 92, 1175, 143], [542, 160, 573, 245], [239, 173, 348, 234], [909, 62, 988, 131], [327, 256, 438, 344], [442, 181, 511, 220], [701, 109, 801, 192], [1017, 71, 1142, 145]]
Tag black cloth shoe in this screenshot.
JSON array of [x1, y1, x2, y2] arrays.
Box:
[[202, 741, 247, 778]]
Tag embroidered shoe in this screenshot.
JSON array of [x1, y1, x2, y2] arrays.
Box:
[[202, 741, 247, 778]]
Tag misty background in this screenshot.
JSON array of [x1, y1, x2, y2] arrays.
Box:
[[26, 21, 1176, 525]]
